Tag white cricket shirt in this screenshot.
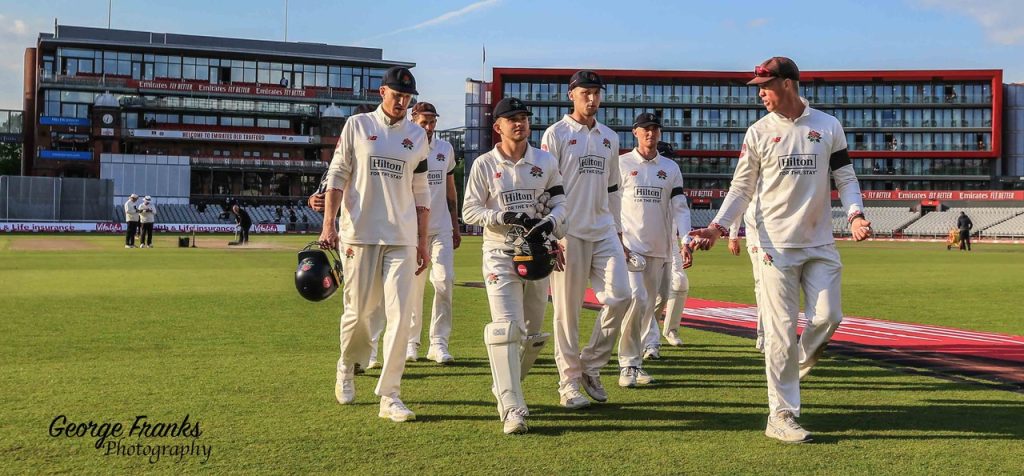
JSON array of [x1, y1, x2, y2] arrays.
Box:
[[124, 199, 140, 222], [541, 115, 622, 241], [618, 150, 691, 259], [462, 145, 567, 252], [426, 137, 457, 236], [325, 106, 430, 246], [137, 202, 156, 224], [714, 99, 863, 248]]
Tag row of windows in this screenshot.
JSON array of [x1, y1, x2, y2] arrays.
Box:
[[0, 110, 22, 133], [209, 150, 291, 158], [523, 106, 993, 130], [50, 48, 388, 90], [503, 81, 993, 106]]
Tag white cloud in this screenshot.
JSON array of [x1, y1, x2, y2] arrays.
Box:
[[359, 0, 500, 43], [916, 0, 1024, 45], [0, 15, 46, 108]]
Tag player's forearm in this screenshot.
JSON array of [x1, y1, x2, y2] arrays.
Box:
[[833, 165, 864, 217], [416, 207, 430, 243], [322, 189, 342, 226]]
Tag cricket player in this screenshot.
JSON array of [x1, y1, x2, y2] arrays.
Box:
[[405, 101, 461, 364], [730, 209, 765, 352], [462, 97, 567, 435], [137, 196, 156, 248], [646, 144, 687, 351], [617, 112, 693, 384], [318, 66, 431, 423], [541, 70, 630, 408], [689, 57, 872, 443], [124, 193, 141, 248]]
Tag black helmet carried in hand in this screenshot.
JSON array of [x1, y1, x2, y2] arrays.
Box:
[[295, 242, 343, 301], [512, 236, 557, 281]]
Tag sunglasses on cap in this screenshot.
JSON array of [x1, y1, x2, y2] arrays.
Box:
[[754, 65, 777, 78]]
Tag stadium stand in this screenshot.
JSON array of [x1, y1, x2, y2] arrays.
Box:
[[902, 207, 1024, 237], [980, 212, 1024, 238], [832, 206, 922, 236]]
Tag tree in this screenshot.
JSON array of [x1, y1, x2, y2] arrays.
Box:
[[0, 142, 21, 176]]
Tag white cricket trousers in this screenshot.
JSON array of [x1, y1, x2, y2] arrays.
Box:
[[748, 244, 764, 340], [550, 234, 630, 393], [409, 232, 456, 348], [336, 243, 416, 398], [621, 256, 666, 367], [757, 244, 843, 416], [481, 248, 547, 335], [645, 241, 690, 348]]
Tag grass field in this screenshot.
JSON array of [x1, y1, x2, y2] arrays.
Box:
[[1, 234, 1023, 475]]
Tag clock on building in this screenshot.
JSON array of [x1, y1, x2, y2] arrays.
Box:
[[102, 114, 114, 125]]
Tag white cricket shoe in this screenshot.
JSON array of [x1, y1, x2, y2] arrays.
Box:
[[125, 245, 132, 249], [664, 330, 684, 347], [643, 347, 661, 360], [765, 410, 812, 443], [406, 343, 419, 362], [426, 346, 455, 364], [503, 408, 529, 435], [581, 373, 608, 402], [635, 368, 654, 386], [335, 366, 355, 404], [559, 385, 591, 409], [618, 367, 637, 388], [366, 359, 380, 369], [379, 395, 416, 422]]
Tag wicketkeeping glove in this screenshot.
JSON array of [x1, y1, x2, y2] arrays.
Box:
[[499, 212, 531, 228], [523, 217, 554, 241]]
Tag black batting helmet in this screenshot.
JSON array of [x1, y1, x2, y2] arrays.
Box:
[[512, 237, 557, 281], [295, 242, 343, 302]]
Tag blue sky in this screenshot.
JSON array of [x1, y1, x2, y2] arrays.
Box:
[[1, 0, 1022, 129]]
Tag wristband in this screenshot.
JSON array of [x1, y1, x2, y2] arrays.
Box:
[[710, 223, 728, 237], [847, 211, 866, 224]]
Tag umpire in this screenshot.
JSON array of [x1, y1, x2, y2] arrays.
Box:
[[957, 211, 973, 251]]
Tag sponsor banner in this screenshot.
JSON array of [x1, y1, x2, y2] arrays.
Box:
[[128, 129, 316, 144], [39, 150, 93, 160], [129, 79, 315, 98], [2, 222, 285, 233], [684, 189, 1024, 201], [40, 116, 91, 127]]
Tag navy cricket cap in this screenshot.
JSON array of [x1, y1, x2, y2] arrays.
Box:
[[382, 66, 418, 94], [633, 112, 661, 128], [492, 97, 532, 119], [748, 57, 800, 85], [569, 70, 604, 90]]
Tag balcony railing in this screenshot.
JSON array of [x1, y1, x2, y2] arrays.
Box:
[[510, 91, 994, 107], [190, 157, 327, 170]]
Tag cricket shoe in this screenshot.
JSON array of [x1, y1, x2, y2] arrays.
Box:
[[559, 385, 591, 409], [581, 373, 608, 402], [618, 367, 638, 388], [406, 343, 419, 362], [366, 359, 380, 370], [765, 411, 812, 443], [635, 368, 654, 386], [125, 245, 132, 249], [426, 346, 455, 365], [643, 347, 661, 360], [664, 330, 684, 347], [503, 407, 529, 435], [379, 395, 416, 422], [335, 366, 355, 404]]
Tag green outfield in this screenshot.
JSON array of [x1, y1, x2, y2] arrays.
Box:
[[1, 234, 1022, 475]]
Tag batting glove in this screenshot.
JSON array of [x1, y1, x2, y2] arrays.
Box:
[[499, 212, 531, 228]]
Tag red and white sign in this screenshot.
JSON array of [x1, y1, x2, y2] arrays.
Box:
[[128, 129, 316, 144], [130, 79, 315, 98], [1, 222, 286, 233]]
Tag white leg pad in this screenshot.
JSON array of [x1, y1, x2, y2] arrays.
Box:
[[520, 332, 550, 381], [485, 321, 526, 419]]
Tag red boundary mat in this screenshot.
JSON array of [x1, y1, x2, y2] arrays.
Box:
[[581, 289, 1024, 389]]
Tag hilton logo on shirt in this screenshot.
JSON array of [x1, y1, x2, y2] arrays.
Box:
[[428, 170, 444, 186], [778, 154, 818, 176], [579, 155, 605, 175], [634, 186, 663, 203], [370, 156, 406, 179], [499, 189, 536, 212]]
